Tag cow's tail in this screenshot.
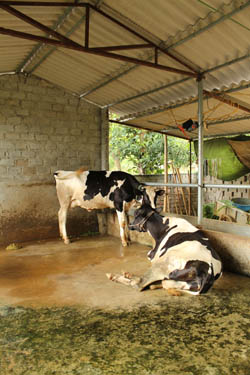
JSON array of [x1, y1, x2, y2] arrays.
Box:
[[53, 170, 77, 180], [76, 166, 88, 176]]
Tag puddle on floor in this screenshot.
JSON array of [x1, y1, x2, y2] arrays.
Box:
[[0, 235, 249, 374]]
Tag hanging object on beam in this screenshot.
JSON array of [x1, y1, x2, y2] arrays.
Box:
[[182, 119, 199, 132], [177, 124, 190, 139], [177, 119, 199, 139]]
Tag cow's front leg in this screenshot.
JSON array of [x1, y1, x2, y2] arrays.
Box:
[[58, 205, 70, 244], [116, 210, 128, 246], [124, 211, 131, 244], [106, 272, 141, 287]]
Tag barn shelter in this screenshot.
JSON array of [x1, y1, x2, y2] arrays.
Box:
[[0, 2, 250, 373], [0, 0, 249, 241]]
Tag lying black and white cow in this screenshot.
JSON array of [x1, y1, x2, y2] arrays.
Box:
[[125, 193, 222, 295], [54, 168, 164, 246]]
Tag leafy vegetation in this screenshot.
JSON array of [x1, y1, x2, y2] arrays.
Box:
[[109, 123, 197, 174], [203, 203, 219, 219]]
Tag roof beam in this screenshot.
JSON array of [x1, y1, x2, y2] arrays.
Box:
[[115, 81, 250, 123], [100, 52, 250, 109], [80, 1, 250, 101], [0, 26, 197, 76], [204, 90, 250, 114], [87, 3, 196, 73], [109, 120, 187, 139], [0, 4, 80, 47], [168, 0, 250, 49], [89, 43, 153, 52], [206, 114, 250, 127], [19, 2, 93, 73], [1, 2, 153, 54], [0, 0, 197, 75], [111, 115, 250, 140], [16, 4, 77, 72]]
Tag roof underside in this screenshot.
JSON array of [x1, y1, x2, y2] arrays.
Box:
[[1, 0, 250, 140]]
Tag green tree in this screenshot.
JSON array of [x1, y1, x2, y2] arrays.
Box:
[[109, 123, 196, 174]]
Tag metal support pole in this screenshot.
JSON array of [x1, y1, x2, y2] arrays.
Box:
[[144, 182, 250, 189], [163, 135, 169, 212], [189, 140, 192, 182], [188, 140, 192, 215], [101, 108, 109, 170], [197, 78, 204, 225]]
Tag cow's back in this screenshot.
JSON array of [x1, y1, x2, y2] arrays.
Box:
[[54, 170, 140, 210], [82, 171, 141, 211]]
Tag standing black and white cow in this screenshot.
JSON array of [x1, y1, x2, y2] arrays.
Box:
[[128, 192, 222, 294], [54, 168, 164, 246]]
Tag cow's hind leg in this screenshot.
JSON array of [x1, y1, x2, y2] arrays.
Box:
[[124, 211, 131, 243], [163, 260, 212, 295], [116, 210, 129, 246], [162, 280, 200, 295], [58, 203, 70, 244]]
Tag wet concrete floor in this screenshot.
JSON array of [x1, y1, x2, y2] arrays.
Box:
[[0, 234, 249, 374]]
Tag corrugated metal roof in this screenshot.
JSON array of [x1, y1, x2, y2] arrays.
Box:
[[1, 0, 250, 138]]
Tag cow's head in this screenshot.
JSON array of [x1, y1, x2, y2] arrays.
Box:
[[137, 185, 164, 209], [129, 191, 161, 232]]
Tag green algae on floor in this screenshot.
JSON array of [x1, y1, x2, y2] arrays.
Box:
[[0, 287, 249, 375]]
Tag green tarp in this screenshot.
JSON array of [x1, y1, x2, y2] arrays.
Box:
[[194, 136, 250, 181]]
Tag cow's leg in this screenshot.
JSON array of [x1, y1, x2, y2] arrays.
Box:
[[161, 279, 200, 295], [58, 203, 70, 244], [116, 210, 128, 246], [166, 260, 212, 294], [124, 211, 131, 243]]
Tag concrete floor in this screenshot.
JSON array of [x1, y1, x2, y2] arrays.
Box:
[[0, 235, 249, 374]]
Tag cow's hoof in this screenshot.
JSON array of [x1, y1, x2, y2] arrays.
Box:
[[64, 238, 70, 245], [122, 242, 128, 247]]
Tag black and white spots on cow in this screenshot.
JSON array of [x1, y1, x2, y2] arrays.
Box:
[[152, 217, 197, 260], [129, 198, 222, 295], [82, 171, 124, 208], [54, 169, 164, 247]]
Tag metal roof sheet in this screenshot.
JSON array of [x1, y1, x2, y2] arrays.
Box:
[[1, 0, 250, 138]]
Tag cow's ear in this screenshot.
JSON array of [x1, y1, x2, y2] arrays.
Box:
[[156, 189, 165, 196]]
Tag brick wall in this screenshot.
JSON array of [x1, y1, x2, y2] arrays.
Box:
[[0, 74, 108, 245], [204, 174, 250, 203]]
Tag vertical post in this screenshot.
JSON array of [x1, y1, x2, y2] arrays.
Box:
[[189, 140, 192, 183], [164, 135, 168, 212], [101, 108, 109, 170], [85, 4, 90, 48], [154, 47, 158, 64], [188, 140, 192, 215], [197, 77, 204, 225]]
